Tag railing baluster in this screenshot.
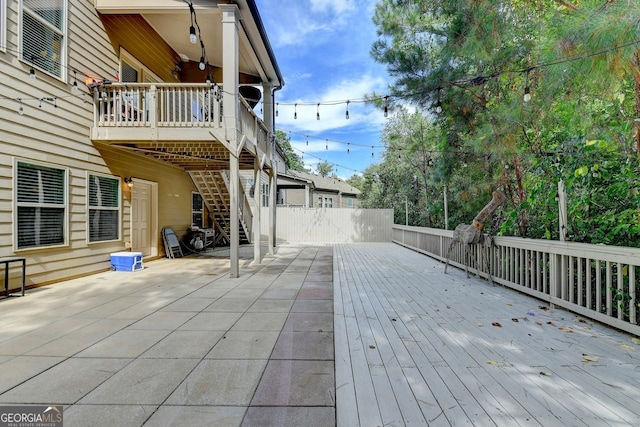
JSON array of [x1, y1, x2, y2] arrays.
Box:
[[586, 258, 592, 310], [577, 257, 583, 307], [630, 266, 637, 325], [617, 262, 624, 320], [596, 260, 602, 313], [569, 255, 575, 303], [606, 261, 612, 316]]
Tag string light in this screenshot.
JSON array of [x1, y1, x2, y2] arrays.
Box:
[[316, 103, 320, 120], [345, 100, 350, 119], [347, 143, 350, 154], [276, 103, 279, 117], [187, 1, 198, 44], [18, 99, 24, 115], [294, 103, 297, 119], [306, 136, 309, 146], [384, 95, 389, 117], [325, 139, 328, 150], [72, 70, 79, 93]]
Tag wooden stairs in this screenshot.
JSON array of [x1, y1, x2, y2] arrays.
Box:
[[189, 170, 251, 246]]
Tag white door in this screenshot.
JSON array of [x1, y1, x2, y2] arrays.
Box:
[[131, 181, 152, 256]]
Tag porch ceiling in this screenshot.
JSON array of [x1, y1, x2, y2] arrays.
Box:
[[95, 0, 282, 86], [109, 141, 259, 171]]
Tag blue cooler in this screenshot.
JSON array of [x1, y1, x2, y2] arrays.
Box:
[[110, 251, 144, 271]]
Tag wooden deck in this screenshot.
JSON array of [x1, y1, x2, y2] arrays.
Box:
[[334, 243, 640, 426]]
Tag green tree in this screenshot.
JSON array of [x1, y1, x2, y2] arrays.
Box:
[[316, 160, 333, 177], [275, 130, 307, 172]]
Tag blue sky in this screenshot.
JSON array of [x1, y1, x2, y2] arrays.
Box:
[[256, 0, 391, 178]]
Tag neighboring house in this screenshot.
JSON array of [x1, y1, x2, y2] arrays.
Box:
[[277, 170, 361, 208], [0, 0, 283, 286]]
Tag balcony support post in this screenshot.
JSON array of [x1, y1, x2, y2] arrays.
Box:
[[253, 156, 262, 264], [221, 3, 240, 277]]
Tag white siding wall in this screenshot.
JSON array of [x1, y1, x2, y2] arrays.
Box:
[[0, 1, 195, 286]]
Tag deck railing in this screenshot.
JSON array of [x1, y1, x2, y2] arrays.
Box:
[[393, 225, 640, 336], [92, 83, 268, 150]]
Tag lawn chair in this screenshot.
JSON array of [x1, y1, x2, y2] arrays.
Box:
[[161, 227, 184, 259]]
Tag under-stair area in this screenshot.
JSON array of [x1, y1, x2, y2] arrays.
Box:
[[189, 170, 252, 246]]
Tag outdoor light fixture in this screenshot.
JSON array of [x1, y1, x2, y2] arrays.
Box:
[[124, 177, 134, 188], [29, 67, 36, 80], [523, 86, 531, 103], [435, 100, 443, 114], [189, 26, 197, 44], [72, 70, 79, 93]]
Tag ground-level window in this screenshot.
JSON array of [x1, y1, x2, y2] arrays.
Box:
[[192, 192, 203, 228], [15, 160, 67, 249], [21, 0, 67, 79], [347, 198, 353, 207], [262, 183, 269, 207], [88, 173, 120, 242], [318, 196, 323, 208], [325, 197, 333, 208]]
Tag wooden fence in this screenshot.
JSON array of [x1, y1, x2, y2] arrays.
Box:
[[393, 225, 640, 336]]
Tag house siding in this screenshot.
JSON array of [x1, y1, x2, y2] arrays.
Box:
[[0, 1, 197, 287]]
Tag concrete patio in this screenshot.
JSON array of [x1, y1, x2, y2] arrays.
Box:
[[1, 243, 639, 426]]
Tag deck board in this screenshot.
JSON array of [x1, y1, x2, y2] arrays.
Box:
[[334, 243, 640, 426]]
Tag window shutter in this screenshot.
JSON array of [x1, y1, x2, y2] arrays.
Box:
[[88, 174, 120, 242], [16, 161, 66, 249]]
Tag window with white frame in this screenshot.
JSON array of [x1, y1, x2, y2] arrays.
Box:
[[262, 183, 269, 207], [15, 160, 67, 249], [21, 0, 67, 79], [1, 0, 7, 52], [192, 192, 204, 228], [318, 196, 323, 208], [326, 197, 333, 208], [88, 174, 120, 242]]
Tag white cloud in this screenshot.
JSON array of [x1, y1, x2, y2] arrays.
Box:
[[275, 74, 388, 133], [309, 0, 356, 14]]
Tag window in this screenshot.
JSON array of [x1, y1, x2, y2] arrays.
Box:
[[347, 198, 354, 208], [318, 196, 323, 208], [21, 0, 67, 79], [326, 197, 333, 208], [262, 183, 269, 207], [1, 0, 6, 53], [192, 192, 204, 228], [15, 160, 67, 249], [88, 174, 120, 242]]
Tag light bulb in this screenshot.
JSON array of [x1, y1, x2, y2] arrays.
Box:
[[199, 58, 206, 71], [72, 81, 79, 93], [189, 26, 197, 44], [523, 87, 531, 102], [435, 101, 442, 114], [29, 68, 36, 80]]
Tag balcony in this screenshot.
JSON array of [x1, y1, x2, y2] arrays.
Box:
[[90, 82, 269, 170]]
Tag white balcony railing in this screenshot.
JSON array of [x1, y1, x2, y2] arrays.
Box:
[[92, 83, 269, 155], [393, 225, 640, 336]]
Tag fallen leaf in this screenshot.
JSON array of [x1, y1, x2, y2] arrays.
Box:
[[446, 305, 451, 309], [581, 355, 599, 363], [369, 345, 376, 349], [506, 303, 513, 306], [486, 360, 498, 365], [476, 323, 483, 327], [558, 327, 573, 333], [539, 305, 550, 311], [583, 327, 591, 331], [578, 319, 587, 323], [631, 337, 640, 345], [492, 322, 502, 327], [526, 311, 535, 316], [535, 322, 543, 326], [391, 318, 397, 322], [619, 344, 634, 351], [512, 318, 519, 323], [539, 372, 553, 377]]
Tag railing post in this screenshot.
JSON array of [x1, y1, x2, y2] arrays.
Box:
[[149, 85, 158, 138]]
